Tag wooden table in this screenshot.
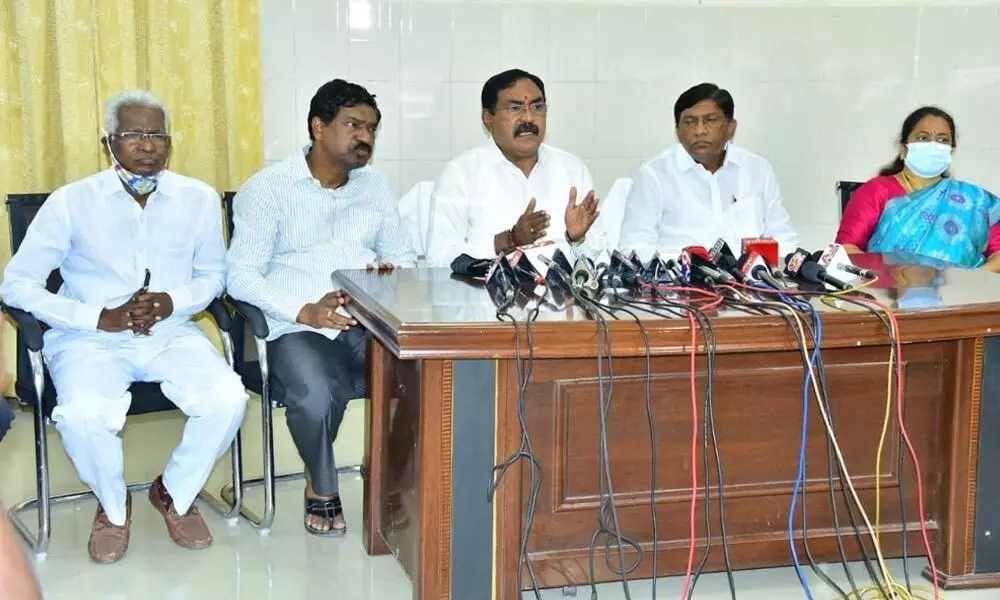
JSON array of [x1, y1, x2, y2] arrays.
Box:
[[336, 262, 1000, 600]]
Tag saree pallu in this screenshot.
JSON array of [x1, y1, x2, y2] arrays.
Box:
[[868, 179, 1000, 268]]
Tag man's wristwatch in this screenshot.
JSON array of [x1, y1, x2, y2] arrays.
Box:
[[565, 231, 585, 246]]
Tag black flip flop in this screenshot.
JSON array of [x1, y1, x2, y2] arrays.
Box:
[[303, 494, 347, 537]]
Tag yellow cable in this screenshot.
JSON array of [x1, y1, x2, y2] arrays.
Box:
[[824, 296, 940, 600], [753, 285, 942, 599]]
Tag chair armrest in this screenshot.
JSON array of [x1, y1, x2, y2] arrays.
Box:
[[0, 302, 44, 351], [227, 298, 270, 340], [205, 297, 233, 332]]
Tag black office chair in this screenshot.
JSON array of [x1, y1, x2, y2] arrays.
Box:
[[217, 191, 363, 533], [2, 193, 245, 555], [837, 181, 864, 217]]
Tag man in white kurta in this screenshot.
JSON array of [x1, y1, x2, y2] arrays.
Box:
[[426, 69, 606, 268], [619, 83, 798, 262], [0, 91, 247, 564]]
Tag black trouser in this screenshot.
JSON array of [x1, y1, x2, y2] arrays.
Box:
[[268, 328, 367, 496]]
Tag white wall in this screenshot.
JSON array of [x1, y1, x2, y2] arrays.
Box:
[[262, 0, 1000, 250]]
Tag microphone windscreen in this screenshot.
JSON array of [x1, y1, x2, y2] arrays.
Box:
[[450, 253, 493, 278], [551, 248, 574, 276], [798, 261, 826, 284]]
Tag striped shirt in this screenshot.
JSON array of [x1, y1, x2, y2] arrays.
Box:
[[225, 148, 416, 341]]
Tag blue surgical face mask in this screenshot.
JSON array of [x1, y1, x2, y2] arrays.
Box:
[[104, 133, 161, 196], [903, 142, 953, 178]]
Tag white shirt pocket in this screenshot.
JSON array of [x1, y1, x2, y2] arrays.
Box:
[[155, 243, 195, 288]]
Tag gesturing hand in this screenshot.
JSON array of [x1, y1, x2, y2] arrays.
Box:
[[511, 198, 549, 246], [296, 291, 357, 331], [564, 187, 599, 243]]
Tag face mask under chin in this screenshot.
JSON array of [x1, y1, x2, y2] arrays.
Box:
[[105, 137, 162, 196]]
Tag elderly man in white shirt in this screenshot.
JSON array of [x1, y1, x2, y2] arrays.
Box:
[[619, 83, 798, 262], [0, 90, 248, 564], [426, 69, 605, 267], [227, 79, 415, 537]]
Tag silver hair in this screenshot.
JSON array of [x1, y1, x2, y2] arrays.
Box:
[[102, 89, 171, 134]]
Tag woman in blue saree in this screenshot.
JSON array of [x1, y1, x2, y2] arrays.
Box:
[[836, 106, 1000, 271]]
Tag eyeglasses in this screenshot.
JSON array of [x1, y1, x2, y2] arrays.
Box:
[[502, 101, 548, 117], [679, 114, 727, 131], [112, 131, 172, 146]]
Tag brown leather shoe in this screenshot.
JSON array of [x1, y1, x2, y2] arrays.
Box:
[[89, 492, 131, 564], [148, 475, 212, 550]]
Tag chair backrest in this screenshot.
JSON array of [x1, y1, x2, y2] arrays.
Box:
[[601, 177, 633, 251], [221, 190, 263, 376], [5, 193, 63, 403], [398, 181, 435, 257], [837, 181, 863, 217], [222, 191, 236, 245]]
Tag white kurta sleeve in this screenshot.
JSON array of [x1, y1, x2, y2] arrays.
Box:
[[0, 192, 105, 331]]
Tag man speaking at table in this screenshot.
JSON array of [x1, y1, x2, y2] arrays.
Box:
[[619, 83, 798, 262], [425, 69, 606, 267]]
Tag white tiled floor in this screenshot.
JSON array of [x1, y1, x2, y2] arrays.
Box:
[[23, 476, 995, 600]]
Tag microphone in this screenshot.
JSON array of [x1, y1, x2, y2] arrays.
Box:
[[642, 253, 670, 285], [688, 251, 733, 287], [814, 243, 877, 280], [551, 248, 575, 277], [509, 249, 544, 287], [739, 251, 768, 281], [608, 250, 641, 290], [485, 255, 516, 307], [840, 263, 876, 279], [785, 248, 850, 291], [571, 257, 601, 300], [710, 238, 748, 282], [538, 254, 572, 305], [784, 248, 812, 279], [664, 259, 686, 285], [801, 261, 850, 291], [683, 245, 712, 262]]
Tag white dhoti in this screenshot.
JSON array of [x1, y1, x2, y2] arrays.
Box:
[[43, 324, 248, 526]]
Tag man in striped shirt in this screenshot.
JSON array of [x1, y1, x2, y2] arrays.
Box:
[[226, 80, 415, 536]]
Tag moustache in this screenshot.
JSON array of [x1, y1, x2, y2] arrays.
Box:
[[353, 142, 373, 154], [514, 122, 539, 137]]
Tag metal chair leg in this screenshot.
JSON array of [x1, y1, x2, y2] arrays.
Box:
[[218, 336, 365, 533], [8, 350, 51, 555], [221, 338, 276, 532], [197, 331, 244, 521]]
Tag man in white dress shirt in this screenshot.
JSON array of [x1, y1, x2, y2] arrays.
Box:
[[619, 83, 798, 262], [0, 90, 248, 564], [226, 80, 415, 536], [426, 69, 604, 267]]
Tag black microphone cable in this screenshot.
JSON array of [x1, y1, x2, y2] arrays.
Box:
[[568, 288, 640, 600], [486, 299, 544, 598], [614, 291, 737, 600], [604, 290, 659, 599]]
